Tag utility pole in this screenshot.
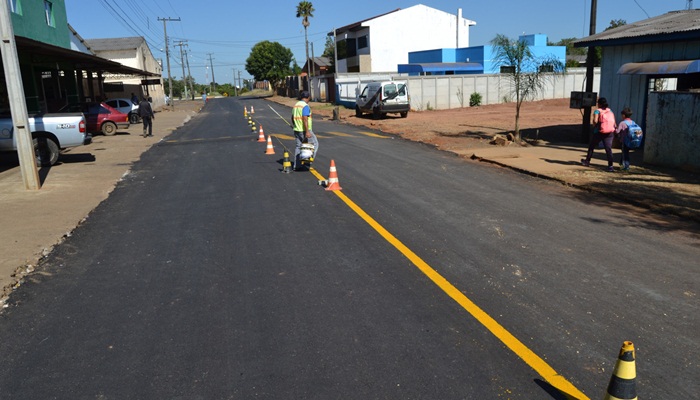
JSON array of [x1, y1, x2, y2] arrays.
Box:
[[184, 46, 194, 100], [175, 41, 188, 100], [233, 68, 238, 96], [581, 0, 597, 143], [0, 1, 39, 189], [207, 53, 216, 94], [158, 17, 180, 109]]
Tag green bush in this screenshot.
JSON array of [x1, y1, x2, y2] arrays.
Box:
[[469, 92, 482, 107]]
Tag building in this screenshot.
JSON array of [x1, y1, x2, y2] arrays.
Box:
[[399, 34, 566, 76], [330, 5, 476, 73], [574, 10, 700, 169], [1, 0, 158, 114], [85, 37, 165, 108]]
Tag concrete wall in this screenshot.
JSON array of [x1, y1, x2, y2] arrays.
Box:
[[644, 91, 700, 170], [334, 68, 600, 110]]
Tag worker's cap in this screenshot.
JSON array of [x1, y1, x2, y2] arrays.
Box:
[[300, 91, 310, 99]]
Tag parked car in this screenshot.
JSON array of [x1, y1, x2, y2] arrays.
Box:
[[355, 81, 410, 119], [104, 98, 140, 124], [58, 102, 129, 136], [0, 113, 90, 166]]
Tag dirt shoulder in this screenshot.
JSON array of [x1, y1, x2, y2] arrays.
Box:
[[266, 95, 700, 225]]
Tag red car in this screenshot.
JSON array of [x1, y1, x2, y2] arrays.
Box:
[[58, 102, 130, 136]]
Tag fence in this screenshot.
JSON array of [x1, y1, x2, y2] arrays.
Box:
[[331, 68, 600, 110]]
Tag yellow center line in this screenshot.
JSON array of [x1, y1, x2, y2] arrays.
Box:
[[309, 167, 588, 400], [325, 131, 355, 137], [357, 131, 390, 138]]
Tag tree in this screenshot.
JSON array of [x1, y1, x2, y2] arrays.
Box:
[[296, 1, 314, 76], [490, 34, 565, 142], [322, 35, 335, 73], [245, 40, 293, 89]]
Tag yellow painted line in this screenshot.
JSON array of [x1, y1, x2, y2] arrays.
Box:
[[325, 131, 355, 137], [271, 134, 295, 140], [357, 131, 390, 138], [309, 167, 588, 400]]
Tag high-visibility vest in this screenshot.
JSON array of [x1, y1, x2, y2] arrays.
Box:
[[292, 100, 312, 132]]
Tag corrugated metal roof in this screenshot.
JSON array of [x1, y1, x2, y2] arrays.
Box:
[[574, 10, 700, 46], [85, 37, 145, 52]]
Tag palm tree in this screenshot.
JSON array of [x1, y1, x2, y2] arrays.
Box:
[[491, 34, 564, 142], [296, 1, 314, 94]]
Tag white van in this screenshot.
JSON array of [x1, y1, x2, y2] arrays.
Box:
[[355, 81, 410, 119]]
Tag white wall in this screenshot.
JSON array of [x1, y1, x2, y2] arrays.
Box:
[[335, 69, 600, 110]]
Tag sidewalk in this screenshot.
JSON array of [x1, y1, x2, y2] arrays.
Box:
[[0, 101, 201, 301]]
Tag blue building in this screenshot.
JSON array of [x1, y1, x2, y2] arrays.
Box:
[[398, 34, 565, 76]]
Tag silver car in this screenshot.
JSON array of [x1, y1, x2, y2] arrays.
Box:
[[104, 98, 140, 124]]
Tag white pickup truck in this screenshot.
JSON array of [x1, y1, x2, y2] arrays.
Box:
[[0, 113, 91, 166]]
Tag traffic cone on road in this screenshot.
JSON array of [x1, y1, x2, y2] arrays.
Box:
[[244, 106, 247, 117], [257, 125, 266, 142], [281, 150, 293, 173], [251, 105, 255, 114], [325, 160, 342, 191], [265, 135, 275, 155], [604, 341, 637, 400]]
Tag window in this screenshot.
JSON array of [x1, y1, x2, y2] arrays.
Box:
[[8, 0, 22, 14], [357, 35, 368, 49], [44, 0, 54, 27], [500, 66, 516, 74]]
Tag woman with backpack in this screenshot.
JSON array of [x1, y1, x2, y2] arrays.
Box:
[[581, 97, 616, 172]]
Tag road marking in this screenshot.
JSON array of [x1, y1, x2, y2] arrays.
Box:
[[325, 131, 354, 137], [271, 134, 295, 140], [357, 131, 389, 138], [309, 167, 589, 400]]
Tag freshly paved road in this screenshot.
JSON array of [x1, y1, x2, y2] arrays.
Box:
[[0, 97, 697, 399]]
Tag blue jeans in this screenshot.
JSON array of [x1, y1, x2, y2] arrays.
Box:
[[293, 130, 318, 168]]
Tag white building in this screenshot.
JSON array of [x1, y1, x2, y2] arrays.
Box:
[[331, 5, 476, 73], [84, 37, 166, 108]]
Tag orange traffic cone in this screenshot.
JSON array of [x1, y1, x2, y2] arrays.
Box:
[[257, 125, 266, 142], [251, 105, 255, 114], [325, 160, 342, 191], [265, 136, 275, 155], [604, 341, 637, 400], [244, 106, 247, 117]]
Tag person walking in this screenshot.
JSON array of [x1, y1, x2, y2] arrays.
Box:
[[615, 107, 642, 171], [138, 97, 155, 137], [582, 97, 616, 172], [291, 91, 318, 171]]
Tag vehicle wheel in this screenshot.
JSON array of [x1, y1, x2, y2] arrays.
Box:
[[129, 113, 140, 124], [355, 106, 362, 117], [400, 111, 408, 118], [102, 121, 117, 136], [372, 107, 382, 120], [33, 137, 60, 167]]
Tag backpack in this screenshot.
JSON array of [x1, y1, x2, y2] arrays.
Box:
[[598, 108, 616, 134], [623, 120, 644, 149]]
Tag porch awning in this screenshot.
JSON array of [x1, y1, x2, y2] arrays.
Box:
[[617, 60, 700, 75], [16, 36, 160, 77]]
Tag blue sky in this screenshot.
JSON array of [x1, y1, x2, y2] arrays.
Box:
[[65, 0, 687, 85]]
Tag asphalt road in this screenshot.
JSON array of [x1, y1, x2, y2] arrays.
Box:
[[0, 97, 697, 399]]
